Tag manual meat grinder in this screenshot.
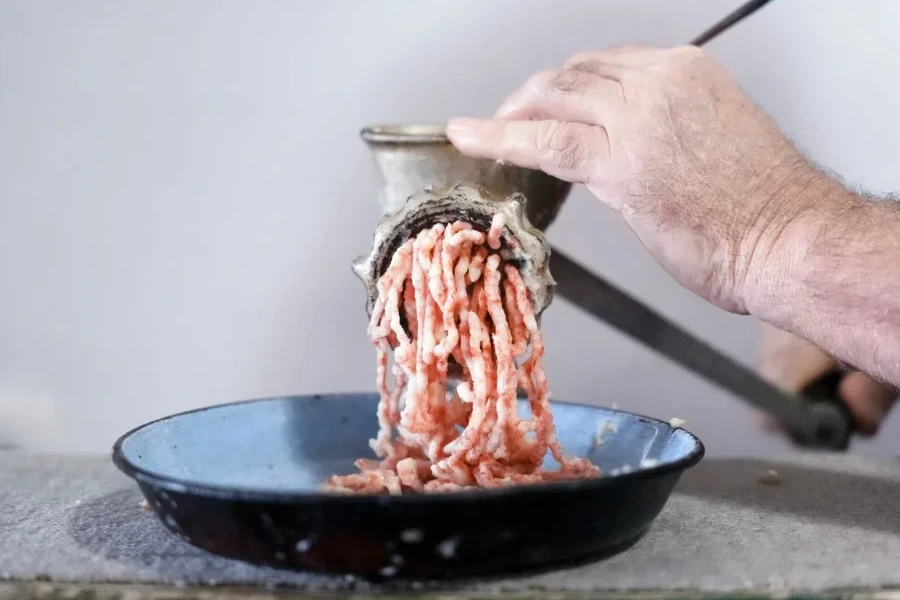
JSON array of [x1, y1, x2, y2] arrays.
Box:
[[353, 123, 855, 451]]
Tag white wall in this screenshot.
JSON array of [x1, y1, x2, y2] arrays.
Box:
[[1, 0, 898, 456]]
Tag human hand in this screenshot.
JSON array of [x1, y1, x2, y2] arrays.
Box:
[[447, 45, 832, 315], [758, 323, 897, 436]]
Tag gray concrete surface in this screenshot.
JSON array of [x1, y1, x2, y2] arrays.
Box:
[[2, 451, 900, 593]]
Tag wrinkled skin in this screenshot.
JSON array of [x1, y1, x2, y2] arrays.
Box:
[[447, 44, 899, 436], [448, 44, 820, 315]]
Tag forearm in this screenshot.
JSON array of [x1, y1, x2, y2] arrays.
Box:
[[747, 173, 900, 386]]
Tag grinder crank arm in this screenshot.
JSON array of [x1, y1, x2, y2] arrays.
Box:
[[549, 247, 856, 450]]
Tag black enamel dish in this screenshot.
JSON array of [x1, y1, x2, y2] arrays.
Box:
[[112, 393, 704, 580]]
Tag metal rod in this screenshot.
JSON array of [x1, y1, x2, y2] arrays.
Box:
[[690, 0, 775, 47], [549, 248, 809, 433]]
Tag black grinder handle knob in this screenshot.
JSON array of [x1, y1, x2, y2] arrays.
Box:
[[792, 368, 855, 451]]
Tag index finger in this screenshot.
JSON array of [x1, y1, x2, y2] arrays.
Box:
[[492, 65, 626, 126], [446, 118, 609, 184]]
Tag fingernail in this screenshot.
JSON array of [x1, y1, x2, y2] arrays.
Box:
[[446, 118, 485, 144]]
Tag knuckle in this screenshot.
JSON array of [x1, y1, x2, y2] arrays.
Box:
[[537, 122, 591, 171], [567, 59, 607, 77], [525, 69, 557, 93], [609, 43, 658, 54], [667, 45, 707, 69], [564, 51, 598, 67], [550, 68, 593, 94], [534, 120, 557, 150], [675, 44, 704, 59]]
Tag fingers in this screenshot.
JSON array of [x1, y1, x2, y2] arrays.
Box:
[[489, 44, 696, 125], [839, 372, 898, 436], [446, 118, 608, 184], [450, 56, 625, 183], [758, 324, 837, 392], [493, 70, 558, 121], [448, 43, 690, 184], [757, 324, 898, 436], [493, 66, 625, 125], [564, 44, 661, 68]]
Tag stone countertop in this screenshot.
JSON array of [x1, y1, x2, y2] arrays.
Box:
[[2, 451, 900, 598]]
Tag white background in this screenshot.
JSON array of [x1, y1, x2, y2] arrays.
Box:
[[1, 0, 898, 456]]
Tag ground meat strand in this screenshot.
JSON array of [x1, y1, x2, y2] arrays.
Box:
[[324, 215, 600, 494]]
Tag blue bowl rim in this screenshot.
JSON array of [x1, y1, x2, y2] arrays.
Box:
[[111, 392, 705, 505]]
